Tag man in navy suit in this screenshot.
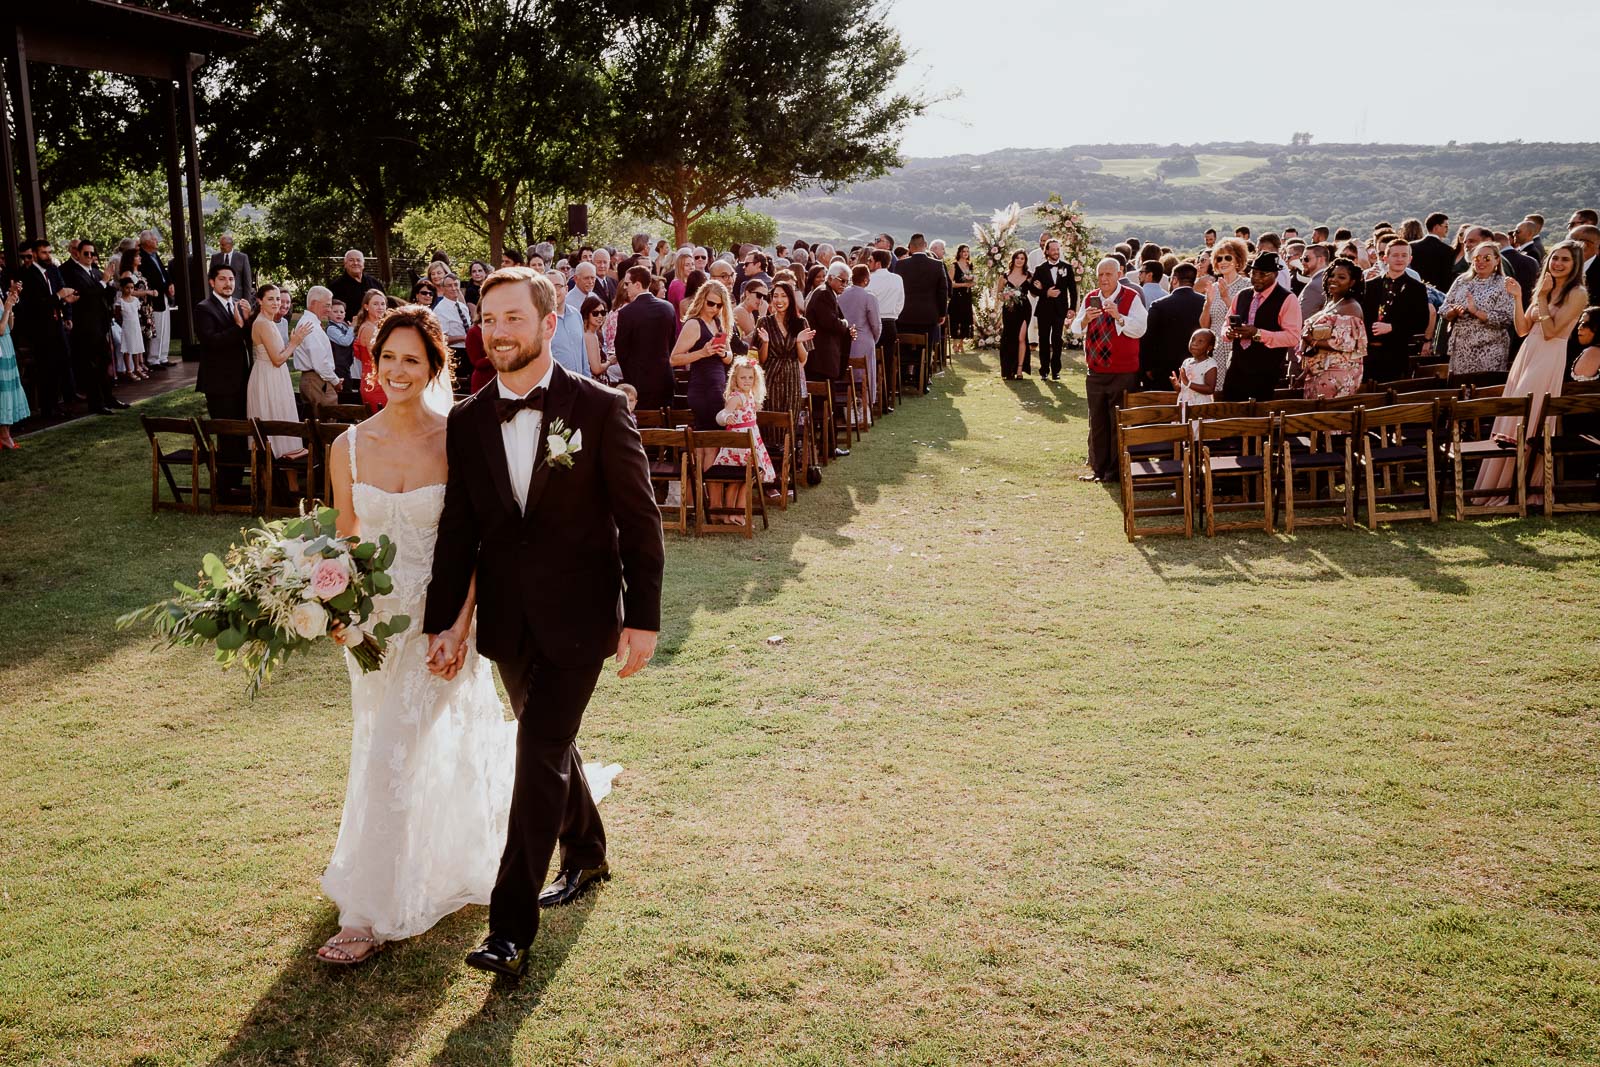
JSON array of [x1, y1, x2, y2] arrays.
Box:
[[613, 265, 676, 412], [1139, 262, 1206, 389]]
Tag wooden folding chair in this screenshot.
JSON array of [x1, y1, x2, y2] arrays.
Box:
[[756, 410, 797, 509], [312, 419, 347, 502], [690, 428, 769, 537], [1359, 401, 1439, 528], [1449, 370, 1509, 392], [1416, 362, 1451, 380], [1197, 416, 1275, 535], [668, 407, 695, 427], [253, 419, 319, 515], [1260, 397, 1319, 417], [640, 426, 692, 534], [314, 402, 369, 425], [1446, 395, 1529, 520], [1280, 410, 1358, 531], [634, 409, 668, 429], [872, 342, 890, 416], [1121, 389, 1179, 408], [898, 331, 930, 397], [806, 380, 835, 465], [847, 355, 872, 435], [1540, 393, 1600, 516], [832, 370, 861, 445], [881, 338, 902, 410], [1181, 400, 1257, 421], [140, 415, 207, 514], [1119, 422, 1192, 540], [1383, 376, 1445, 394], [196, 418, 260, 515], [1117, 405, 1185, 477]]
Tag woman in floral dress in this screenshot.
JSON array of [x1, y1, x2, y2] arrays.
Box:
[[1199, 236, 1253, 391], [1441, 242, 1515, 375], [1299, 258, 1367, 399]]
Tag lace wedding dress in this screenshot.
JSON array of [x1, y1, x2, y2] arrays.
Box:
[[320, 426, 619, 941]]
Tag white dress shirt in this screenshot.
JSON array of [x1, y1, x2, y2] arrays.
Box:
[[435, 296, 472, 347], [498, 362, 555, 513], [291, 310, 339, 383], [865, 267, 905, 320]]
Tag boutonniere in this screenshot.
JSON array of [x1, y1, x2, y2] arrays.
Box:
[[540, 418, 583, 471]]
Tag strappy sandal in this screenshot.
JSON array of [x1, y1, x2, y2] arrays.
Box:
[[316, 933, 384, 966]]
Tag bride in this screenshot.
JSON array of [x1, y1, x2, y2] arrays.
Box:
[[317, 304, 513, 964]]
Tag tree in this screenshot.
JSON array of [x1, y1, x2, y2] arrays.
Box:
[[689, 205, 778, 250], [605, 0, 925, 245]]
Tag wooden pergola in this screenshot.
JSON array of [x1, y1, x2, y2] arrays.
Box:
[[1, 2, 254, 353]]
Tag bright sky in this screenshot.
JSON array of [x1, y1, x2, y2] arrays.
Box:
[[887, 0, 1595, 157]]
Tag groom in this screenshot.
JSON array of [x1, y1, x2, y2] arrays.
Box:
[[423, 266, 664, 979]]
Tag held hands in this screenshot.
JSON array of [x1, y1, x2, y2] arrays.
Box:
[[425, 630, 469, 680], [615, 628, 657, 679], [1047, 287, 1061, 298]]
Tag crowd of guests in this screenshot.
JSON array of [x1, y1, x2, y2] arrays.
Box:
[[988, 209, 1600, 485]]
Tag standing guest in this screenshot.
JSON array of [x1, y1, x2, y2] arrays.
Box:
[[1516, 217, 1546, 265], [666, 248, 695, 311], [249, 285, 314, 457], [893, 233, 950, 375], [18, 238, 74, 417], [755, 281, 813, 446], [0, 281, 27, 448], [1199, 236, 1252, 392], [465, 317, 493, 394], [733, 277, 767, 352], [866, 249, 904, 376], [671, 278, 735, 434], [354, 288, 389, 411], [614, 265, 676, 412], [838, 263, 882, 418], [61, 238, 120, 412], [329, 249, 385, 313], [947, 244, 974, 353], [1410, 212, 1455, 291], [1566, 224, 1600, 374], [1222, 251, 1302, 401], [1139, 262, 1205, 389], [275, 287, 293, 347], [210, 232, 254, 302], [435, 274, 474, 390], [995, 250, 1032, 380], [542, 270, 588, 378], [409, 279, 437, 307], [1172, 328, 1218, 408], [138, 229, 173, 370], [1360, 240, 1429, 383], [499, 248, 525, 268], [591, 249, 617, 307], [803, 263, 854, 389], [1298, 257, 1367, 399], [1029, 238, 1077, 381], [115, 278, 146, 389], [193, 264, 253, 493], [425, 261, 449, 306], [1202, 227, 1218, 249], [652, 239, 673, 276], [736, 248, 771, 302], [464, 261, 490, 309], [707, 258, 739, 342], [1441, 243, 1515, 376], [582, 294, 619, 382], [327, 299, 358, 401], [118, 247, 157, 380], [566, 261, 599, 313], [1475, 242, 1589, 504], [1070, 258, 1147, 482], [1297, 242, 1331, 320], [1136, 260, 1166, 307], [293, 285, 342, 411]]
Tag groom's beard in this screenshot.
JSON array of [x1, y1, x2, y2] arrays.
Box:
[[488, 328, 546, 373]]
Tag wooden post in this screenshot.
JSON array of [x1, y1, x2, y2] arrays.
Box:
[[162, 76, 194, 355], [5, 28, 43, 241], [179, 54, 206, 332], [0, 48, 18, 259]]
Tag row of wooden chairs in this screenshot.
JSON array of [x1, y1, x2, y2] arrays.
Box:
[[1119, 392, 1600, 540]]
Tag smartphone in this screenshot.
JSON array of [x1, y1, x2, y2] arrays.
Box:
[[1228, 314, 1245, 327], [712, 333, 728, 347]]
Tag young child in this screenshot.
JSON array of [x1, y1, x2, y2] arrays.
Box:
[[1572, 307, 1600, 381], [1171, 328, 1218, 408], [326, 299, 358, 400], [115, 277, 146, 381], [616, 382, 639, 422], [711, 357, 776, 523]]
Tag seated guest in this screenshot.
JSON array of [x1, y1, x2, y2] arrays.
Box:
[[1299, 257, 1367, 398], [1221, 251, 1302, 400], [1069, 258, 1147, 482], [1139, 262, 1205, 389], [1360, 239, 1430, 383], [614, 265, 676, 412]]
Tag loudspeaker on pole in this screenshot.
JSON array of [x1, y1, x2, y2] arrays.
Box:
[[567, 203, 589, 236]]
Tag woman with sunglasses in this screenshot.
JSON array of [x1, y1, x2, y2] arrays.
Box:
[[1198, 236, 1252, 391], [581, 294, 620, 382], [671, 278, 735, 432], [410, 279, 436, 307]]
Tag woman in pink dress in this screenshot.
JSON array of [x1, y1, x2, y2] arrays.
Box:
[[1474, 240, 1589, 505], [1298, 258, 1367, 398]]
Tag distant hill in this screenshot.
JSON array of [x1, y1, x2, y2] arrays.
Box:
[[755, 141, 1600, 250]]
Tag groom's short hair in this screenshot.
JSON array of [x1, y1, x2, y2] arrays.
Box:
[[479, 266, 557, 319]]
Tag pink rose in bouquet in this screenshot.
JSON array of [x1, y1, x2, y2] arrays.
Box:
[[310, 557, 351, 601]]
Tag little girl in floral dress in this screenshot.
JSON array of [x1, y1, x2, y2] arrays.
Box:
[[711, 357, 776, 522]]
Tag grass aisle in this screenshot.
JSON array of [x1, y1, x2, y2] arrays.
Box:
[[3, 350, 1599, 1065]]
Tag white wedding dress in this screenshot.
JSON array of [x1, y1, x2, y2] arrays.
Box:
[[321, 426, 620, 941]]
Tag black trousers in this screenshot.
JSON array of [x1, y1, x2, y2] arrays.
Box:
[[1086, 371, 1140, 480], [491, 654, 608, 948], [71, 333, 114, 410], [1037, 314, 1065, 377], [1221, 344, 1284, 401], [204, 387, 249, 491]]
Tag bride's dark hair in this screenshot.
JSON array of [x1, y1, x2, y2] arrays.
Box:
[[372, 303, 453, 383]]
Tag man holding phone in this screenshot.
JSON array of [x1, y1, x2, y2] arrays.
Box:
[[1070, 258, 1147, 483]]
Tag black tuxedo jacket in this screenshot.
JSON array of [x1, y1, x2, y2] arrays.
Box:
[[1410, 234, 1456, 292], [210, 250, 254, 298], [17, 264, 66, 353], [1029, 259, 1078, 320], [892, 252, 949, 326], [1501, 248, 1539, 301], [60, 259, 111, 344], [803, 284, 850, 381], [1361, 272, 1430, 358], [193, 295, 252, 396], [142, 252, 170, 311], [1139, 286, 1205, 383], [424, 362, 665, 665], [614, 293, 677, 411]]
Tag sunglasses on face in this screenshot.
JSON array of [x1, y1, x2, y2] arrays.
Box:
[[1215, 254, 1233, 262], [705, 300, 723, 309], [748, 291, 768, 300]]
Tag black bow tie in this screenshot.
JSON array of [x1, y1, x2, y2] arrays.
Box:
[[496, 388, 546, 422]]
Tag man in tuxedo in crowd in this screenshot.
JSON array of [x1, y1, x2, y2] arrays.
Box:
[[1222, 251, 1302, 401], [1139, 262, 1204, 389], [613, 265, 675, 412], [892, 233, 948, 392], [1496, 231, 1540, 300], [1518, 216, 1547, 265], [591, 248, 617, 307], [209, 232, 254, 302], [61, 238, 121, 413], [1030, 239, 1077, 381], [1410, 212, 1455, 291], [328, 249, 385, 312], [1360, 240, 1429, 384], [193, 263, 253, 495], [1296, 242, 1332, 319], [17, 238, 75, 417], [139, 229, 174, 370], [804, 264, 855, 388]]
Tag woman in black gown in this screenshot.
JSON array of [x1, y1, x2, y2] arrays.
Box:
[[996, 250, 1032, 379], [948, 244, 975, 351]]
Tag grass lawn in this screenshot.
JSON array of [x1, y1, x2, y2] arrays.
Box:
[[1084, 154, 1269, 187], [3, 350, 1599, 1065]]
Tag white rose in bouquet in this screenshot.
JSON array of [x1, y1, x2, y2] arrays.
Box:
[[290, 601, 329, 640]]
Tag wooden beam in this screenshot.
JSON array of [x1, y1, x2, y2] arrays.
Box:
[[5, 29, 43, 240], [0, 48, 18, 258], [20, 28, 179, 81], [178, 56, 206, 337], [162, 78, 194, 355]]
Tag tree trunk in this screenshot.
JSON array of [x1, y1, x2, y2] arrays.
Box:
[[369, 211, 392, 286], [673, 211, 689, 247]]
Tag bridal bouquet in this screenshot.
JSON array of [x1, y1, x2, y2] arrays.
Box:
[[118, 506, 410, 695]]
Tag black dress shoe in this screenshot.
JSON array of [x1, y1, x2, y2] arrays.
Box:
[[109, 398, 131, 409], [831, 447, 851, 459], [465, 935, 528, 978], [89, 407, 113, 416], [538, 862, 611, 907]]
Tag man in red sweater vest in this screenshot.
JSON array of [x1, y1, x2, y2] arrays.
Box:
[[1070, 258, 1148, 482]]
